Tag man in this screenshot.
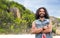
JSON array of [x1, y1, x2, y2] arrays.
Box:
[[31, 7, 52, 38]]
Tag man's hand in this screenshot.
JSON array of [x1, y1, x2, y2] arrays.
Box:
[[31, 21, 43, 34], [31, 26, 43, 34], [42, 20, 52, 33], [43, 26, 48, 30]]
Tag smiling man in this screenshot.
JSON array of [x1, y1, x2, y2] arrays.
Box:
[[31, 7, 52, 38]]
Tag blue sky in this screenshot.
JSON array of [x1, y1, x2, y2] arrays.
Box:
[[13, 0, 60, 18]]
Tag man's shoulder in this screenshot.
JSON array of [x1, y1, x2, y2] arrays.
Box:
[[44, 19, 50, 23], [45, 19, 50, 21]]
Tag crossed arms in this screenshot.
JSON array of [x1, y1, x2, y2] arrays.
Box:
[[31, 20, 52, 34]]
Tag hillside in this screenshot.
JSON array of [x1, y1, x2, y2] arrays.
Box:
[[0, 0, 35, 34], [50, 16, 60, 35]]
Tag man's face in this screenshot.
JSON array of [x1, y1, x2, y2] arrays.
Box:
[[39, 9, 45, 18]]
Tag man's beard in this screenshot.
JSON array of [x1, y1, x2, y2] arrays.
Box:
[[39, 13, 45, 18]]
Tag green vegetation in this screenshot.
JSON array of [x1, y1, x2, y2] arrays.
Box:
[[52, 27, 56, 33], [57, 18, 60, 21], [0, 0, 35, 34]]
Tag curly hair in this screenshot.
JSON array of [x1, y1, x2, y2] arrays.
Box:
[[35, 7, 49, 19]]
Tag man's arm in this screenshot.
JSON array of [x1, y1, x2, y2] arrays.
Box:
[[43, 20, 52, 33], [31, 21, 43, 34]]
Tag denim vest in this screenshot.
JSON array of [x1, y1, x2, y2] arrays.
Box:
[[34, 19, 52, 38]]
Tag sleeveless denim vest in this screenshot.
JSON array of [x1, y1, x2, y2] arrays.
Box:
[[34, 19, 52, 38]]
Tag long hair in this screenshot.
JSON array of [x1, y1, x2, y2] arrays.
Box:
[[35, 7, 49, 19]]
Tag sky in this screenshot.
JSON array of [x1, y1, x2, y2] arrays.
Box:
[[13, 0, 60, 18]]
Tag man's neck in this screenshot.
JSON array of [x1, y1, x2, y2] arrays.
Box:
[[39, 17, 45, 21]]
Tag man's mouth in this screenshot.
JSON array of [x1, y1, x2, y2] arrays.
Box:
[[39, 14, 45, 18], [40, 14, 45, 16]]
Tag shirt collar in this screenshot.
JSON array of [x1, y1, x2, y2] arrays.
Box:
[[38, 19, 46, 22]]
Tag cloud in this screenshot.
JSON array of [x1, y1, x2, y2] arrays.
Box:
[[13, 0, 60, 18]]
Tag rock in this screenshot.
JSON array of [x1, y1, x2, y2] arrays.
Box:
[[10, 7, 21, 19], [56, 29, 60, 35]]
